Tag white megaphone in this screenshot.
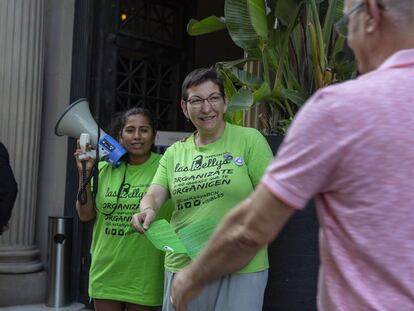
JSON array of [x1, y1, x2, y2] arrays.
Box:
[[55, 98, 126, 167]]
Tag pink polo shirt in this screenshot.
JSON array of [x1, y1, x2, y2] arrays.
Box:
[[262, 49, 414, 311]]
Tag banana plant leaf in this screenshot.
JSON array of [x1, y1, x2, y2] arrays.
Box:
[[186, 0, 356, 133], [225, 110, 245, 126], [227, 88, 254, 112], [247, 0, 269, 39], [225, 0, 260, 51], [228, 67, 263, 88], [322, 0, 338, 46], [253, 82, 271, 102], [187, 16, 227, 36], [219, 69, 238, 99], [216, 57, 260, 69], [281, 88, 307, 108], [274, 0, 303, 27]]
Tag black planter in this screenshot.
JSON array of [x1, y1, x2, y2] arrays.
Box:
[[263, 135, 319, 311]]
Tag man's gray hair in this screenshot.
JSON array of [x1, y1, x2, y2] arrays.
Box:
[[384, 0, 414, 28]]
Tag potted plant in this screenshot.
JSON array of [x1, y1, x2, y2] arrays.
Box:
[[187, 1, 356, 310], [187, 0, 355, 134]]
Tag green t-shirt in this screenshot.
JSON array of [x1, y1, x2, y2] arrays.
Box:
[[89, 153, 172, 306], [152, 123, 273, 273]]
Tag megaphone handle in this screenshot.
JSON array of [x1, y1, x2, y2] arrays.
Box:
[[76, 162, 95, 206], [78, 161, 89, 205], [80, 133, 90, 151]]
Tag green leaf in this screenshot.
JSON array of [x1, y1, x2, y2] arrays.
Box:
[[216, 57, 259, 69], [247, 0, 269, 39], [274, 0, 303, 27], [281, 88, 307, 107], [267, 97, 290, 114], [308, 22, 324, 89], [309, 0, 326, 69], [246, 48, 262, 59], [227, 88, 254, 112], [253, 82, 271, 102], [273, 3, 303, 92], [266, 88, 284, 108], [224, 110, 245, 126], [329, 35, 345, 67], [322, 0, 337, 46], [184, 0, 355, 131], [263, 46, 278, 70], [230, 67, 263, 88], [219, 69, 238, 99], [333, 0, 345, 21], [225, 0, 259, 50], [187, 17, 227, 36], [285, 68, 303, 91]]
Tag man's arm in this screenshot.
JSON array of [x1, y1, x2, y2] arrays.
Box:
[[171, 184, 296, 311]]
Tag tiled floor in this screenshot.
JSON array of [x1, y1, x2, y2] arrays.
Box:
[[0, 303, 88, 310]]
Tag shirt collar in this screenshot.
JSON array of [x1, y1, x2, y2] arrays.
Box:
[[378, 49, 414, 70]]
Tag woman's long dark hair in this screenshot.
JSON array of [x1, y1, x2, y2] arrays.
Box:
[[109, 107, 157, 163], [109, 107, 156, 139]]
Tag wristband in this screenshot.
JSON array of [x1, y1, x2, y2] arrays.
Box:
[[141, 206, 155, 213]]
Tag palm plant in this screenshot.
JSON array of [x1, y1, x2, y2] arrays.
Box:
[[187, 0, 356, 134]]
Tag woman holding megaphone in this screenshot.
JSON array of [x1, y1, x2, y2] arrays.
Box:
[[74, 107, 172, 311]]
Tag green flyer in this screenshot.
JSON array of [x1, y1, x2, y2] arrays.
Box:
[[144, 219, 188, 253], [144, 219, 217, 258], [178, 219, 216, 259]]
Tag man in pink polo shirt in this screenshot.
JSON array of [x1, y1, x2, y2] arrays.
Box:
[[170, 0, 414, 310]]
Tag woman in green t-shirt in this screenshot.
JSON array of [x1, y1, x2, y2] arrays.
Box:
[[74, 107, 171, 311], [131, 68, 273, 311]]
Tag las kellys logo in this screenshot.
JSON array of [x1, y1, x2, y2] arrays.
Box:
[[175, 155, 231, 172]]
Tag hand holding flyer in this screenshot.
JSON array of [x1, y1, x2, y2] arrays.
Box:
[[144, 219, 216, 259]]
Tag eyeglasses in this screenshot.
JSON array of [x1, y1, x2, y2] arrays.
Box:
[[186, 93, 223, 108], [335, 1, 365, 37], [335, 0, 386, 38]]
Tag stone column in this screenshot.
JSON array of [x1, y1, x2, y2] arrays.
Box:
[[0, 0, 45, 273]]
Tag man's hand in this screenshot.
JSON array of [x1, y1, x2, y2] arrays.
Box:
[[171, 268, 204, 311], [169, 185, 295, 310]]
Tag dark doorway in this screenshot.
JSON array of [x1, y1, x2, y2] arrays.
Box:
[[91, 0, 194, 132]]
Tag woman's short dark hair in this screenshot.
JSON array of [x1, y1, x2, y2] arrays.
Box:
[[181, 68, 225, 101], [109, 107, 156, 139]]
